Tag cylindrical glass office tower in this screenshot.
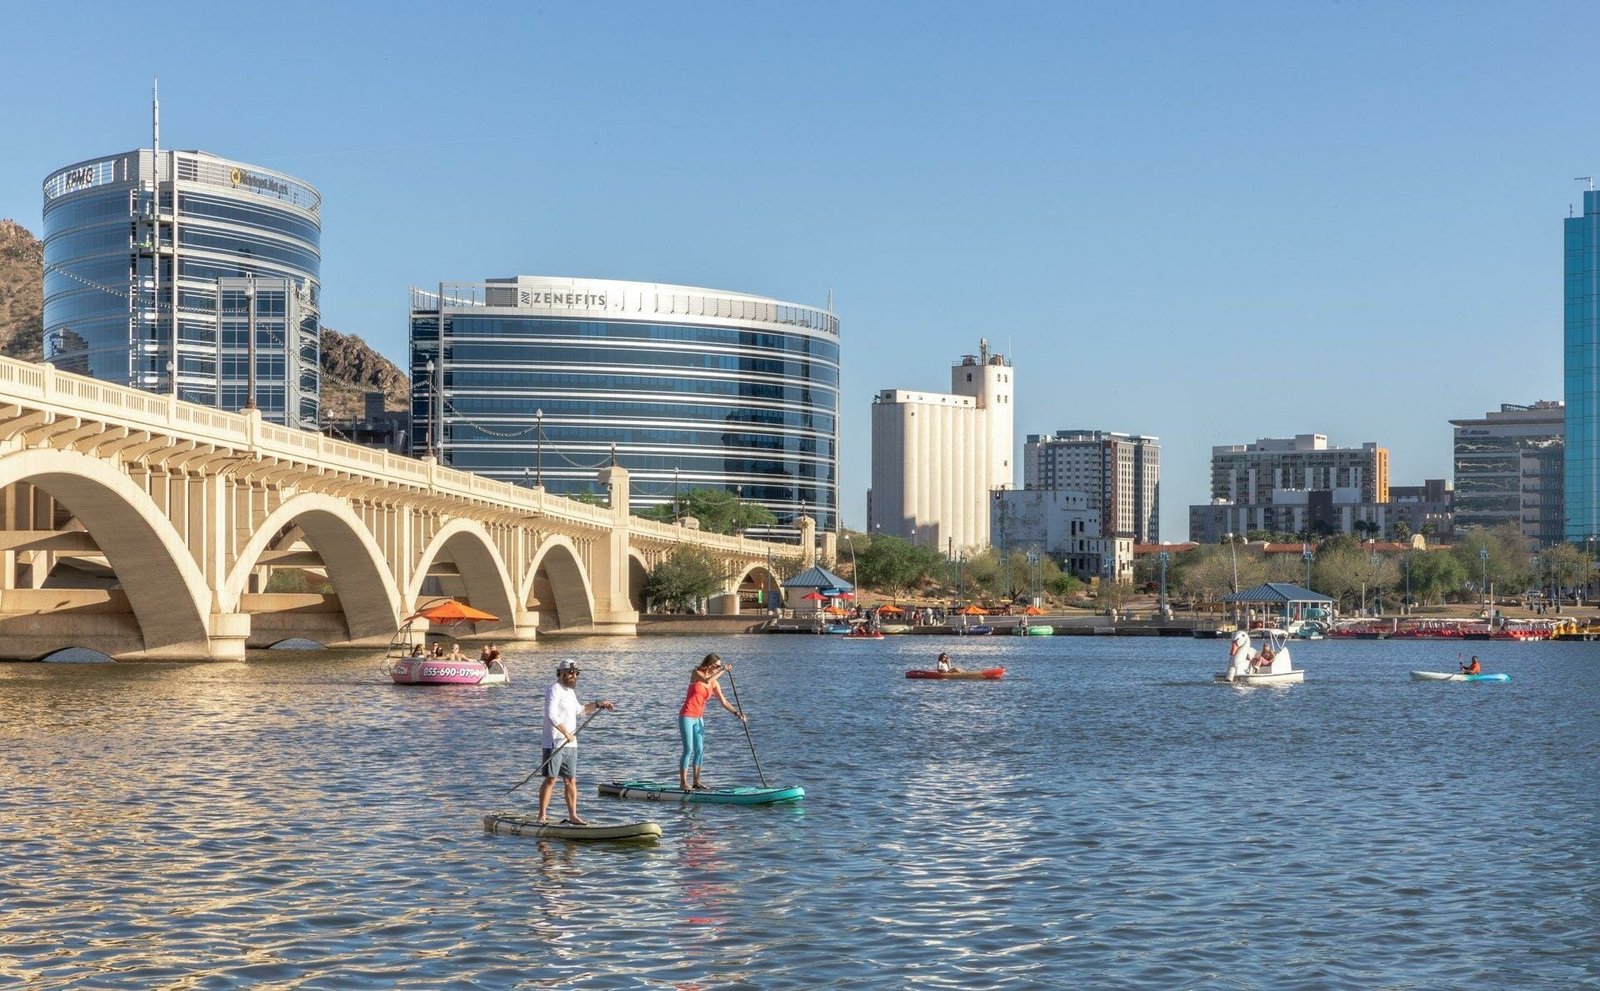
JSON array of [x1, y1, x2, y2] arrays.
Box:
[[42, 150, 321, 428], [409, 276, 840, 537]]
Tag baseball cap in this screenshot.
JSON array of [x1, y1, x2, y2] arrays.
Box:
[[556, 659, 580, 673]]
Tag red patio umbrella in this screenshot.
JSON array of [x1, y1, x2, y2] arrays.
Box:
[[801, 591, 828, 601]]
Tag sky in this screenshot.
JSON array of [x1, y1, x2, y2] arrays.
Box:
[[0, 1, 1585, 540]]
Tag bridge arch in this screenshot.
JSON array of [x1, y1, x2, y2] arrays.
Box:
[[222, 493, 402, 642], [627, 549, 650, 612], [523, 534, 595, 631], [0, 449, 210, 654], [409, 519, 517, 631]]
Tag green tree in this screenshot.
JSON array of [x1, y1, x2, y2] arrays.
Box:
[[1451, 524, 1531, 598], [855, 535, 944, 595], [1537, 543, 1588, 598], [1391, 520, 1412, 542], [636, 487, 778, 535], [1402, 550, 1468, 606], [641, 546, 725, 612]]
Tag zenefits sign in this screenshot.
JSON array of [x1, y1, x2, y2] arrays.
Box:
[[518, 289, 608, 309]]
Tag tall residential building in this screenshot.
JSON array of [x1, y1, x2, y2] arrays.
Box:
[[1450, 402, 1564, 547], [869, 341, 1014, 553], [1189, 434, 1389, 541], [410, 277, 839, 538], [1023, 430, 1160, 542], [1564, 189, 1600, 544], [42, 149, 322, 428]]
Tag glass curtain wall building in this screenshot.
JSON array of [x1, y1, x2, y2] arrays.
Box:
[[41, 150, 321, 428], [1565, 189, 1600, 545], [410, 277, 840, 538]]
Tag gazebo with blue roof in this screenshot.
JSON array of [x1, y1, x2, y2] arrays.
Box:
[[782, 565, 854, 609], [1222, 582, 1334, 628]]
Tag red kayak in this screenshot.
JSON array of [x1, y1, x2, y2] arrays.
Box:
[[906, 667, 1005, 680]]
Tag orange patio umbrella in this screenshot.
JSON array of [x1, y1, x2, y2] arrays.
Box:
[[412, 600, 499, 623], [960, 605, 988, 615], [824, 605, 850, 615], [876, 604, 904, 614], [1023, 605, 1046, 616]]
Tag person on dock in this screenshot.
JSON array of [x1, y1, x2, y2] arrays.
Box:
[[1461, 655, 1482, 675], [538, 659, 615, 825], [679, 653, 745, 791], [936, 652, 955, 674]]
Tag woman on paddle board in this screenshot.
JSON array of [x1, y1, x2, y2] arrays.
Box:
[[679, 653, 745, 791]]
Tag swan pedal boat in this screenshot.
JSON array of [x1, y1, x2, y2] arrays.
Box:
[[906, 667, 1005, 680], [1410, 670, 1510, 683], [1215, 629, 1304, 686]]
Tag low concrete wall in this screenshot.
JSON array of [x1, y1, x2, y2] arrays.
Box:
[[637, 614, 772, 635]]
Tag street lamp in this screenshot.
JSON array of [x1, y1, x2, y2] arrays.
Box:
[[844, 534, 858, 584], [1303, 542, 1314, 591], [1225, 532, 1238, 593], [1404, 553, 1411, 614], [1158, 549, 1170, 614], [424, 357, 435, 459], [735, 485, 744, 537], [535, 408, 543, 488], [1480, 546, 1490, 624]]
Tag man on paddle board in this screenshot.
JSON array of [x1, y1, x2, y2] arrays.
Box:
[[679, 653, 745, 791], [538, 659, 615, 825]]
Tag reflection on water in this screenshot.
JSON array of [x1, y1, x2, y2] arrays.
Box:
[[2, 636, 1597, 988]]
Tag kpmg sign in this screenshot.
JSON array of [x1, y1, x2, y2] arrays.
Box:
[[44, 159, 114, 200]]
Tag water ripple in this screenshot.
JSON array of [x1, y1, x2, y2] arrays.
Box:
[[1, 637, 1597, 988]]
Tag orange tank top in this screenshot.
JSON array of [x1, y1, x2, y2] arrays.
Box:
[[680, 678, 712, 718]]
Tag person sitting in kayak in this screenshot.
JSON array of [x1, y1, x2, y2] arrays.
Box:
[[936, 652, 955, 674], [679, 653, 745, 791], [1461, 655, 1482, 675]]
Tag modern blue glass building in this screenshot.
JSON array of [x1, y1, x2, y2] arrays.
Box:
[[1565, 190, 1600, 546], [410, 277, 840, 537], [41, 150, 321, 428]]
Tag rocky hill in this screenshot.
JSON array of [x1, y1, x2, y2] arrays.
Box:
[[0, 220, 44, 360], [0, 219, 407, 420]]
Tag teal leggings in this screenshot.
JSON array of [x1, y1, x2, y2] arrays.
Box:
[[679, 716, 705, 771]]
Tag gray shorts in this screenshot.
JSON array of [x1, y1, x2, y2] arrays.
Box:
[[541, 747, 578, 779]]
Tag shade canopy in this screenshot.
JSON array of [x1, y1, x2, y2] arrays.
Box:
[[1022, 605, 1046, 615], [1221, 583, 1332, 605], [960, 605, 988, 615], [412, 600, 499, 623], [782, 565, 854, 593], [876, 604, 904, 614], [823, 605, 850, 615]]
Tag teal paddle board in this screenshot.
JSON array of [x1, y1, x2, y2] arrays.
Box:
[[599, 780, 805, 805]]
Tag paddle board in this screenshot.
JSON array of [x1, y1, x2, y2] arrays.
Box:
[[905, 667, 1005, 680], [598, 780, 805, 805], [482, 811, 662, 841]]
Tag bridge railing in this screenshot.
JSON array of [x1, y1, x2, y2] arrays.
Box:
[[0, 355, 787, 551]]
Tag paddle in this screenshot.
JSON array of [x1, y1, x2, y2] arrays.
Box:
[[504, 707, 606, 796], [723, 667, 768, 788]]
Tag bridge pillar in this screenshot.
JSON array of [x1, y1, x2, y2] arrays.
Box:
[[591, 463, 640, 635], [207, 612, 252, 661]]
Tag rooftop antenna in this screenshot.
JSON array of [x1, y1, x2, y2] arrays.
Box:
[[1577, 177, 1594, 191], [826, 287, 833, 313]]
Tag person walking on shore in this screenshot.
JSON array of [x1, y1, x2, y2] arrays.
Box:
[[679, 653, 745, 791], [538, 659, 615, 825]]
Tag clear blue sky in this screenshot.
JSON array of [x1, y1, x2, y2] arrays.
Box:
[[0, 1, 1583, 539]]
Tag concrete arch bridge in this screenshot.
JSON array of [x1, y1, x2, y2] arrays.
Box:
[[0, 358, 814, 660]]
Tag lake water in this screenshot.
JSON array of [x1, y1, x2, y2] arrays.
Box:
[[2, 634, 1596, 989]]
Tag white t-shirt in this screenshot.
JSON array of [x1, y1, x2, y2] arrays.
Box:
[[542, 681, 582, 749]]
